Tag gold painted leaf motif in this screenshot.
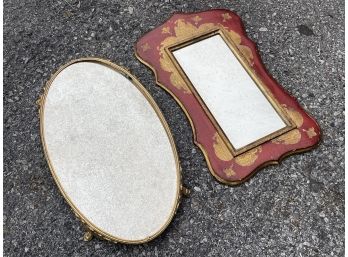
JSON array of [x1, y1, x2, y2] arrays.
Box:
[[238, 45, 253, 64], [284, 105, 304, 127], [304, 127, 317, 138], [272, 129, 302, 145], [235, 146, 262, 166], [222, 13, 232, 22], [272, 105, 303, 145], [161, 26, 171, 34], [224, 29, 253, 64], [141, 43, 151, 52], [169, 73, 187, 93], [191, 15, 202, 25], [223, 166, 236, 177], [213, 133, 233, 161]]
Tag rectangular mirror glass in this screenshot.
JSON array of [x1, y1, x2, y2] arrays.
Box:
[[171, 34, 289, 151]]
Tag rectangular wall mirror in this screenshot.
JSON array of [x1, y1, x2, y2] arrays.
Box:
[[135, 9, 320, 184], [170, 31, 293, 154], [136, 10, 320, 184]]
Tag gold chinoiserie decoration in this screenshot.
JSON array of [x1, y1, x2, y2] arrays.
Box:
[[224, 30, 253, 65], [272, 105, 303, 145], [222, 13, 232, 22], [235, 146, 262, 166], [285, 105, 304, 127], [141, 43, 151, 52], [161, 26, 171, 34], [191, 15, 202, 25], [305, 127, 317, 138], [213, 133, 233, 161], [223, 166, 236, 177]]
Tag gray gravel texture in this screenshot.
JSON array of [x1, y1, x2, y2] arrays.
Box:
[[3, 0, 344, 256]]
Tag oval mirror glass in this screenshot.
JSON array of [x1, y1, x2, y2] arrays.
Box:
[[40, 58, 180, 244]]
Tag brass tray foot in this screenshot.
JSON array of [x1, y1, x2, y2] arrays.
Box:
[[181, 185, 190, 197], [83, 230, 93, 242]]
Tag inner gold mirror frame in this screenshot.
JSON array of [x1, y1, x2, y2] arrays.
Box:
[[165, 28, 297, 156]]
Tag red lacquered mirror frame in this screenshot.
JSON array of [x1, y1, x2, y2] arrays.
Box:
[[135, 9, 320, 185]]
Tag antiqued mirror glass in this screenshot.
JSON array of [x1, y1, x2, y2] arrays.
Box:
[[172, 34, 288, 151]]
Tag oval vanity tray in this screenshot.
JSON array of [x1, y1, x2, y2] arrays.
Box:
[[38, 58, 183, 244]]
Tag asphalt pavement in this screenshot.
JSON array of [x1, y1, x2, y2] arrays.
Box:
[[3, 0, 344, 256]]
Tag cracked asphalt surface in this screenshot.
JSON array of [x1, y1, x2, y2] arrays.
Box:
[[4, 0, 344, 256]]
